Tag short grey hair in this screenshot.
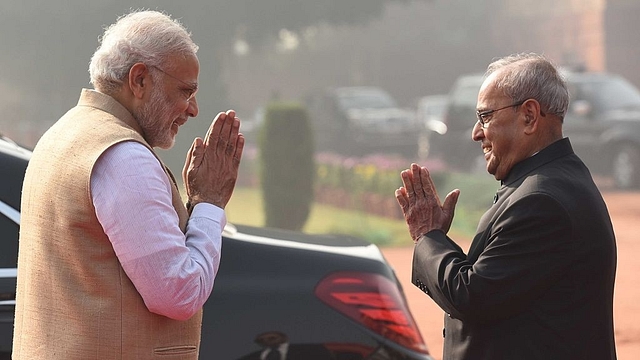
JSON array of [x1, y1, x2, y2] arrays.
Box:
[[486, 53, 569, 120], [89, 10, 199, 94]]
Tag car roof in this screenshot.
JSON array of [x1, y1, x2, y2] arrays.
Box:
[[228, 224, 386, 261], [0, 136, 31, 211], [450, 71, 629, 93], [454, 73, 485, 87], [562, 70, 623, 83], [0, 135, 32, 161], [418, 94, 448, 104], [333, 86, 389, 96]]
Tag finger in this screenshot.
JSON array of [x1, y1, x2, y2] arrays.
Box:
[[395, 187, 409, 210], [203, 115, 217, 147], [205, 112, 227, 148], [420, 166, 441, 205], [411, 163, 425, 197], [224, 110, 238, 142], [400, 169, 414, 199], [225, 117, 241, 155], [219, 109, 236, 139], [213, 111, 237, 152], [234, 133, 245, 162], [226, 109, 236, 122]]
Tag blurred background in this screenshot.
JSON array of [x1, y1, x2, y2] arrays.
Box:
[[2, 0, 640, 233], [4, 1, 639, 218], [2, 0, 640, 241], [4, 2, 640, 358], [4, 0, 638, 142]]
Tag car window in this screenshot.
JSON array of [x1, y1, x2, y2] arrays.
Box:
[[571, 76, 640, 113], [419, 99, 447, 119], [335, 91, 397, 110], [0, 213, 18, 268], [451, 84, 481, 107], [447, 82, 482, 132]]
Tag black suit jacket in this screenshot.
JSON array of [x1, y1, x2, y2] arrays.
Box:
[[412, 138, 617, 359]]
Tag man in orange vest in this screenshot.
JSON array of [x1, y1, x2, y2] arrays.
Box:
[[13, 10, 244, 359]]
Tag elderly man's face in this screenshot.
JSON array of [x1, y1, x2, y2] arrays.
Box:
[[472, 72, 527, 180], [135, 54, 200, 149]]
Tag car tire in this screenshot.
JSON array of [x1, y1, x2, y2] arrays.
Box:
[[612, 144, 640, 190]]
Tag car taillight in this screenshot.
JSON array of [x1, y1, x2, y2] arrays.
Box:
[[315, 271, 429, 354]]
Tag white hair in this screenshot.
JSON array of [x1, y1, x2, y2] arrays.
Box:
[[89, 10, 199, 94], [486, 53, 569, 120]]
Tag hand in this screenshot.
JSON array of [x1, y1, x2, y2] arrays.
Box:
[[395, 163, 460, 242], [182, 110, 245, 209]]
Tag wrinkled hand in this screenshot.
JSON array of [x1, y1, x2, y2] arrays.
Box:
[[182, 110, 245, 209], [395, 163, 460, 242]]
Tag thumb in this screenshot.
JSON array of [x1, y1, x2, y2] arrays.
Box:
[[190, 137, 205, 169], [183, 137, 204, 184], [183, 138, 198, 183], [442, 189, 460, 216], [440, 189, 460, 233]]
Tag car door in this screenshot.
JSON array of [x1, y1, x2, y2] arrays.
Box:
[[562, 78, 606, 169], [0, 194, 19, 357], [437, 75, 484, 170], [0, 139, 29, 358]]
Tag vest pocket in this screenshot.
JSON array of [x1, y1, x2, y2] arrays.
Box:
[[154, 345, 197, 356]]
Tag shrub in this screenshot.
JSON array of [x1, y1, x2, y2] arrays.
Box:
[[258, 102, 315, 231]]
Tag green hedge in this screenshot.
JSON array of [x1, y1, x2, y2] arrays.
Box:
[[258, 102, 315, 231]]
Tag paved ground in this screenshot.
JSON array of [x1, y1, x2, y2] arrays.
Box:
[[382, 190, 640, 360]]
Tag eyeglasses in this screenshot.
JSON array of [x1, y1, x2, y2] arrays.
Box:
[[150, 65, 198, 102], [476, 100, 525, 128]]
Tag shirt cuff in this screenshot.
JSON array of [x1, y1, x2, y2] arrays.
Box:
[[191, 202, 227, 225]]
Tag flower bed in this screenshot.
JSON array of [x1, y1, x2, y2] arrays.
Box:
[[314, 152, 411, 219], [236, 145, 451, 220]]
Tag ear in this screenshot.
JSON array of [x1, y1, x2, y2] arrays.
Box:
[[128, 62, 149, 100], [522, 99, 542, 135]]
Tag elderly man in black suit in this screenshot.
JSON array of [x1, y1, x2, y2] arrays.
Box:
[[396, 53, 617, 359]]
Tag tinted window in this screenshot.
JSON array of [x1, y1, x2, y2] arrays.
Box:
[[335, 90, 397, 110], [451, 84, 481, 107], [447, 82, 482, 132], [0, 140, 29, 269], [572, 76, 640, 113], [0, 214, 18, 268], [418, 99, 447, 119]]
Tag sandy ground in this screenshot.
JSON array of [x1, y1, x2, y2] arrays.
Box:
[[382, 190, 640, 360]]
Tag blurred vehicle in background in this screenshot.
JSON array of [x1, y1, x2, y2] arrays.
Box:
[[416, 95, 448, 131], [0, 135, 433, 360], [426, 74, 486, 174], [427, 70, 640, 189], [0, 135, 29, 360], [415, 94, 449, 159], [239, 106, 265, 145], [307, 86, 419, 158], [562, 70, 640, 189]]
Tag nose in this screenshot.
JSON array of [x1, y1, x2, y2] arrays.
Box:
[[187, 96, 198, 118], [471, 121, 484, 142]]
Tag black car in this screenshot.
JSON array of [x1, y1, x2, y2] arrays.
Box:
[[306, 86, 420, 158], [0, 135, 433, 360], [0, 136, 25, 360], [428, 70, 640, 189]]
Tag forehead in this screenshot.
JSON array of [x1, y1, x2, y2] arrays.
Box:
[[166, 53, 200, 82], [477, 72, 506, 107]]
